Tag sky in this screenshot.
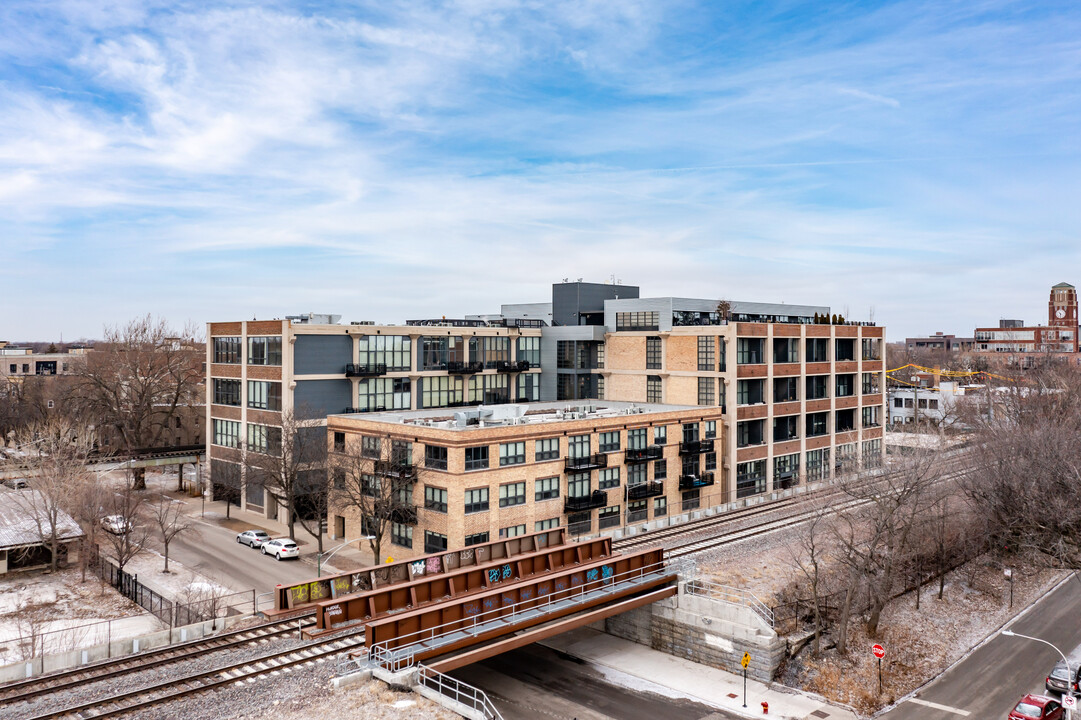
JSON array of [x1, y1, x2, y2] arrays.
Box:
[[2, 0, 1080, 342]]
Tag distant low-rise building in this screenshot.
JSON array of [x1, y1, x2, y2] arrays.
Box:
[[974, 283, 1080, 365], [904, 332, 974, 352]]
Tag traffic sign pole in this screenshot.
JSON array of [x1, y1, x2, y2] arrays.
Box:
[[871, 644, 886, 696], [741, 652, 751, 708]]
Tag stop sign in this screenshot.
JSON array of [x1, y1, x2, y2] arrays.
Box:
[[872, 644, 885, 659]]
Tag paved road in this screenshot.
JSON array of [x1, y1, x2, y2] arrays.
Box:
[[451, 644, 740, 720], [883, 574, 1081, 719]]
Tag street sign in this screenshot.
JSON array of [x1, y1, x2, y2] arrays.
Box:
[[741, 652, 751, 669], [1064, 695, 1077, 710], [872, 644, 885, 659]]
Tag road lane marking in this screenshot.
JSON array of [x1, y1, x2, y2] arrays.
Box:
[[906, 698, 971, 716]]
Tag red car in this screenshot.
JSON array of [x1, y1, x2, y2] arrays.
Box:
[[1009, 694, 1064, 719]]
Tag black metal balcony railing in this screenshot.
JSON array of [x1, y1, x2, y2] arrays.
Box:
[[495, 360, 531, 373], [624, 446, 664, 464], [345, 363, 388, 377], [564, 453, 609, 472], [446, 361, 484, 374], [625, 481, 665, 500], [563, 490, 608, 513], [373, 459, 417, 479], [679, 472, 715, 490], [678, 439, 715, 455]]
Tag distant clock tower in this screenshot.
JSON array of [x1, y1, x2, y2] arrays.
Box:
[[1048, 282, 1078, 328]]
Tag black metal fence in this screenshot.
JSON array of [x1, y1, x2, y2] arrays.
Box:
[[100, 559, 173, 624]]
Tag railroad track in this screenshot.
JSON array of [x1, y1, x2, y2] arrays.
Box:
[[616, 449, 976, 559], [0, 613, 316, 707], [22, 630, 364, 720]]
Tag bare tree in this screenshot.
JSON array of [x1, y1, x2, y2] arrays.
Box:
[[150, 494, 194, 573], [787, 502, 833, 656], [70, 315, 202, 490], [332, 435, 418, 564], [70, 471, 112, 582], [100, 481, 149, 575], [244, 408, 326, 542], [11, 418, 93, 572], [832, 450, 940, 642]]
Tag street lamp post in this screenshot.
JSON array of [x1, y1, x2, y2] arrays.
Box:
[[1001, 630, 1073, 719], [316, 536, 375, 577]]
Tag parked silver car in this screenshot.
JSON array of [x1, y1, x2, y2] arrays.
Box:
[[236, 530, 271, 548]]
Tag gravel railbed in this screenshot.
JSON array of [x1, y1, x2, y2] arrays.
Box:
[[0, 626, 364, 720]]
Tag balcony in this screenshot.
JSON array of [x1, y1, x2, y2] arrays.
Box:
[[624, 446, 663, 464], [679, 472, 715, 490], [447, 361, 483, 375], [495, 360, 531, 373], [564, 490, 608, 513], [345, 363, 387, 377], [564, 453, 609, 472], [373, 459, 417, 479], [679, 439, 715, 455], [625, 481, 664, 500]]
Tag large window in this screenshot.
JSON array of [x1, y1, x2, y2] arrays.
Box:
[[465, 532, 490, 547], [836, 374, 855, 397], [424, 531, 448, 554], [213, 337, 241, 364], [568, 434, 590, 459], [517, 373, 540, 402], [646, 376, 662, 403], [863, 439, 883, 467], [419, 336, 465, 370], [391, 523, 413, 548], [806, 375, 829, 400], [736, 338, 764, 364], [465, 446, 489, 470], [212, 419, 240, 448], [653, 425, 667, 445], [773, 338, 799, 364], [736, 460, 767, 498], [627, 428, 647, 450], [737, 379, 765, 405], [698, 377, 715, 406], [499, 442, 525, 466], [535, 518, 559, 532], [556, 341, 575, 370], [358, 335, 411, 372], [567, 472, 590, 498], [653, 458, 667, 480], [499, 524, 527, 539], [598, 506, 620, 530], [535, 477, 559, 501], [774, 377, 798, 403], [464, 488, 490, 514], [862, 372, 879, 395], [862, 338, 882, 361], [599, 467, 621, 489], [247, 380, 282, 411], [806, 448, 830, 481], [357, 378, 411, 411], [424, 486, 448, 513], [835, 338, 856, 362], [773, 415, 798, 442], [646, 337, 662, 369], [616, 312, 659, 331], [737, 420, 765, 448], [862, 406, 881, 428], [806, 412, 829, 437], [213, 379, 241, 406], [425, 445, 448, 470], [697, 336, 715, 371], [468, 373, 509, 404], [807, 338, 828, 363], [420, 376, 463, 408], [517, 337, 541, 368], [627, 463, 646, 486], [599, 431, 620, 453], [246, 424, 281, 455], [469, 336, 510, 368], [361, 435, 380, 458], [774, 453, 800, 487], [535, 438, 560, 461], [499, 482, 526, 508], [247, 336, 282, 366]]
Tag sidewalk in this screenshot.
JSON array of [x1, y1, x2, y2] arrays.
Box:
[[540, 627, 859, 720]]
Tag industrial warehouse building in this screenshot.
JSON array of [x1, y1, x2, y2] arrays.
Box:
[[206, 280, 886, 554]]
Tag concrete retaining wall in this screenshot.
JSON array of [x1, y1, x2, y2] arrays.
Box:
[[0, 615, 248, 684], [605, 582, 786, 683]]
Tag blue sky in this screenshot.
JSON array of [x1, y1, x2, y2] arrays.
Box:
[[2, 0, 1080, 341]]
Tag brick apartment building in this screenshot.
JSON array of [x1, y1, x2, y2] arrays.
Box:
[[327, 401, 726, 555]]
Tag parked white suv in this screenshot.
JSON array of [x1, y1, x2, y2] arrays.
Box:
[[261, 538, 299, 560]]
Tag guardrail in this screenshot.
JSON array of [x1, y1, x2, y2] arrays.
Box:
[[683, 578, 774, 628], [417, 664, 505, 720]]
